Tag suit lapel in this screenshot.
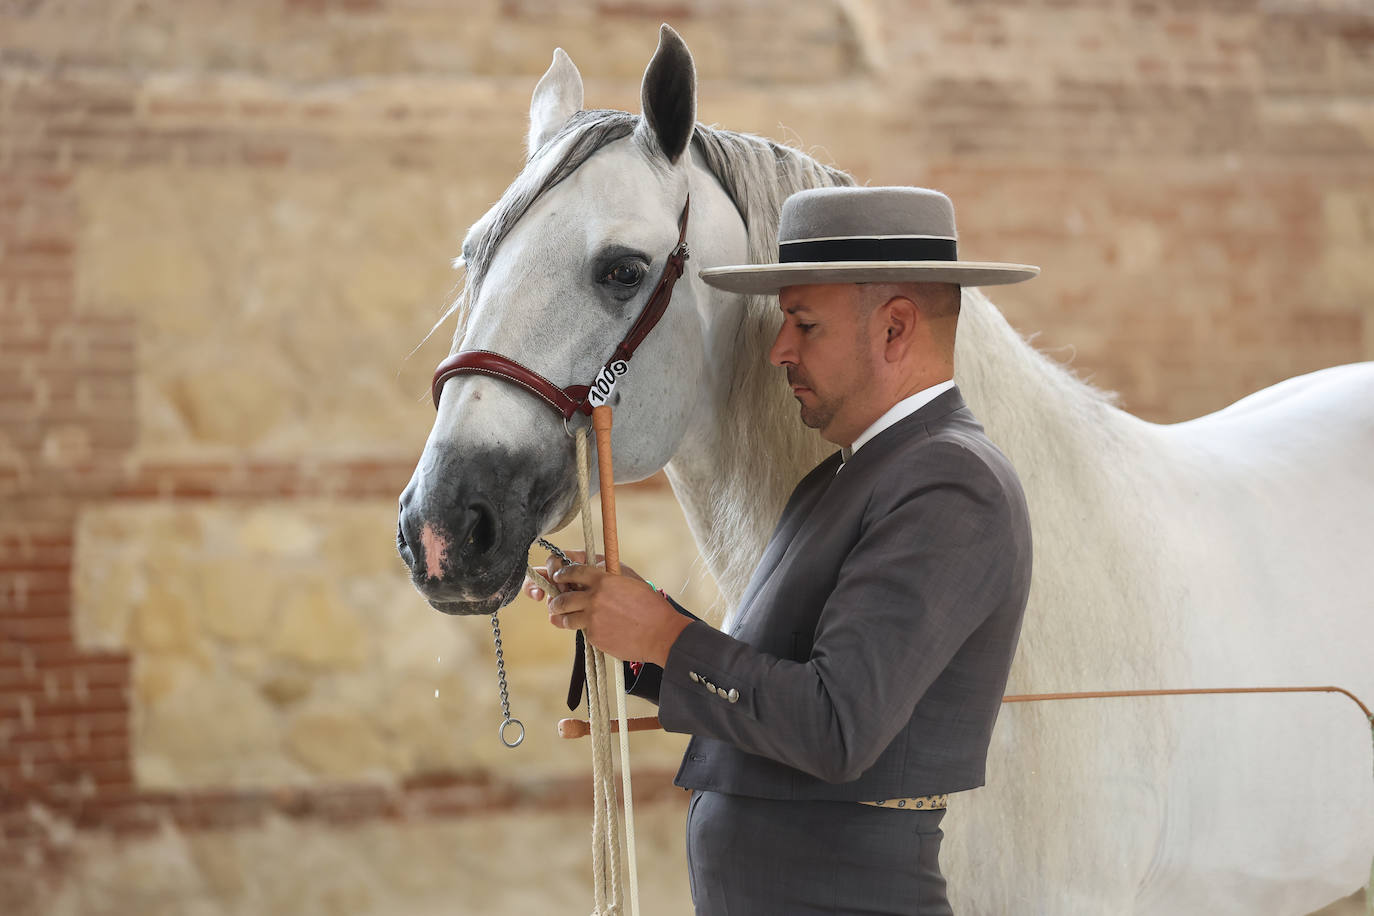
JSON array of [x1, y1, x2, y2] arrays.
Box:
[[728, 453, 841, 633]]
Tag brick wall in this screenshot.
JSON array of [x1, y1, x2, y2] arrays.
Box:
[[1, 1, 1371, 913]]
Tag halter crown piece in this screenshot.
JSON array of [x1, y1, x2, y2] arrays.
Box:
[[431, 197, 692, 422]]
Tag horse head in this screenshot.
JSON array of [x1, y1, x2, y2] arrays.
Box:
[[398, 26, 751, 615]]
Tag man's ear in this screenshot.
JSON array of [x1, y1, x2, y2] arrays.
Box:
[[879, 296, 919, 358]]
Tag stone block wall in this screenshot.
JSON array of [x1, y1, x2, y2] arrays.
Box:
[[2, 1, 1371, 914]]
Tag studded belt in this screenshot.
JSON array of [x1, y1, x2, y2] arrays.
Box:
[[860, 794, 949, 811]]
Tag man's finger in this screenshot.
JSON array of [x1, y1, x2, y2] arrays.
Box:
[[553, 563, 602, 588], [543, 556, 564, 585], [548, 589, 586, 616], [550, 610, 584, 630]]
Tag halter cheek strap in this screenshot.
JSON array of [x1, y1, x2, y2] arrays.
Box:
[[431, 196, 692, 421]]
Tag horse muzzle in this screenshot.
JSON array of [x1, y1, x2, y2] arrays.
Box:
[[397, 445, 573, 616]]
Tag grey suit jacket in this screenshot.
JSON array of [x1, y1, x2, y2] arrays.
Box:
[[643, 387, 1032, 802]]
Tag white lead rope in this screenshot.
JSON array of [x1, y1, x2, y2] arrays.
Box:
[[526, 424, 639, 916]]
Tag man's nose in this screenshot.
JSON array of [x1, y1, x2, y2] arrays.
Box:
[[768, 325, 795, 367]]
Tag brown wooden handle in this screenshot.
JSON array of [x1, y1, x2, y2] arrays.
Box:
[[591, 405, 620, 576], [557, 715, 662, 740]]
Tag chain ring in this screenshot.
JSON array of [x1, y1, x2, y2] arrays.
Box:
[[490, 612, 524, 748]]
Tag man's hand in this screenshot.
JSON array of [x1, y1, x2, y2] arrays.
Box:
[[522, 550, 641, 602], [547, 563, 690, 668]]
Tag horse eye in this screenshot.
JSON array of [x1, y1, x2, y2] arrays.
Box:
[[606, 263, 645, 287]]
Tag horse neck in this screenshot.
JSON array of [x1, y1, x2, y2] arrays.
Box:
[[667, 282, 1155, 618], [952, 289, 1156, 478]]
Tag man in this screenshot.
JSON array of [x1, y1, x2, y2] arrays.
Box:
[[529, 186, 1037, 914]]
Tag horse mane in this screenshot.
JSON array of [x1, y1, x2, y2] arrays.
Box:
[[676, 127, 852, 610]]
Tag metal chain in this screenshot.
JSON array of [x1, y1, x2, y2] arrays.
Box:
[[487, 539, 572, 749], [538, 536, 573, 567], [490, 612, 524, 748]]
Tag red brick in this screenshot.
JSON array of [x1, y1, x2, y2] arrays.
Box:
[[0, 594, 71, 617], [0, 668, 38, 690], [596, 2, 695, 20], [8, 711, 128, 740], [0, 570, 72, 595], [145, 98, 230, 119], [1, 732, 127, 766], [8, 239, 73, 259], [0, 617, 72, 642], [29, 687, 129, 717], [242, 144, 291, 167]]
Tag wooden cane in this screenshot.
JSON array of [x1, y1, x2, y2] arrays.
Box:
[[558, 688, 1374, 739], [592, 406, 620, 577], [557, 715, 663, 740], [590, 404, 643, 916]]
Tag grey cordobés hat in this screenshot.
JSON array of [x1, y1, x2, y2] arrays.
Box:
[[699, 186, 1039, 294]]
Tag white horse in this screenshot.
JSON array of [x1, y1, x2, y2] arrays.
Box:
[[398, 25, 1374, 915]]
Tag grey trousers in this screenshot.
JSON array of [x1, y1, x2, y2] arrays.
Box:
[[685, 790, 953, 916]]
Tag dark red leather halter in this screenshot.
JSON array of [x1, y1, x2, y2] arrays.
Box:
[[431, 197, 691, 422]]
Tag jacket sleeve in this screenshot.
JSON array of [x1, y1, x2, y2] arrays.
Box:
[[655, 443, 1020, 784], [624, 595, 699, 705]]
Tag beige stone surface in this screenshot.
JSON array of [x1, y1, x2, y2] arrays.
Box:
[[73, 492, 707, 791], [132, 581, 201, 656], [74, 167, 475, 459], [286, 711, 398, 779], [269, 580, 369, 670], [25, 799, 695, 916], [196, 560, 277, 644], [138, 674, 288, 788]]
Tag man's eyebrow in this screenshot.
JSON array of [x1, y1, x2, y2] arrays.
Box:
[[782, 303, 812, 316]]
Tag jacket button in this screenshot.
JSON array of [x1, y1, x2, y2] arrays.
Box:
[[689, 672, 700, 684], [715, 686, 728, 699], [703, 680, 715, 693], [726, 688, 739, 704]]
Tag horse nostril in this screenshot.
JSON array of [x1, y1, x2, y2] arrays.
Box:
[[396, 517, 409, 554], [463, 502, 499, 559]]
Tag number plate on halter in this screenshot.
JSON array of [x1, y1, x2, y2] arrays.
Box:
[[586, 360, 629, 409]]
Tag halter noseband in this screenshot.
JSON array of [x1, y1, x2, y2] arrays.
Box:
[[431, 196, 692, 423]]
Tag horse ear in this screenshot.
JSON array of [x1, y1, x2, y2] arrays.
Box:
[[528, 48, 584, 160], [639, 24, 696, 164]]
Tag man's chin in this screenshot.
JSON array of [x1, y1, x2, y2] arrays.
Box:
[[798, 405, 829, 431]]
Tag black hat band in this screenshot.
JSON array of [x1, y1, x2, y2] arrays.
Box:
[[779, 236, 958, 264]]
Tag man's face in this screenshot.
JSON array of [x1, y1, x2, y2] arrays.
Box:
[[768, 283, 877, 444]]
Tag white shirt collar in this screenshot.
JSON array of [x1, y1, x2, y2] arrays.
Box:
[[841, 380, 957, 464]]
